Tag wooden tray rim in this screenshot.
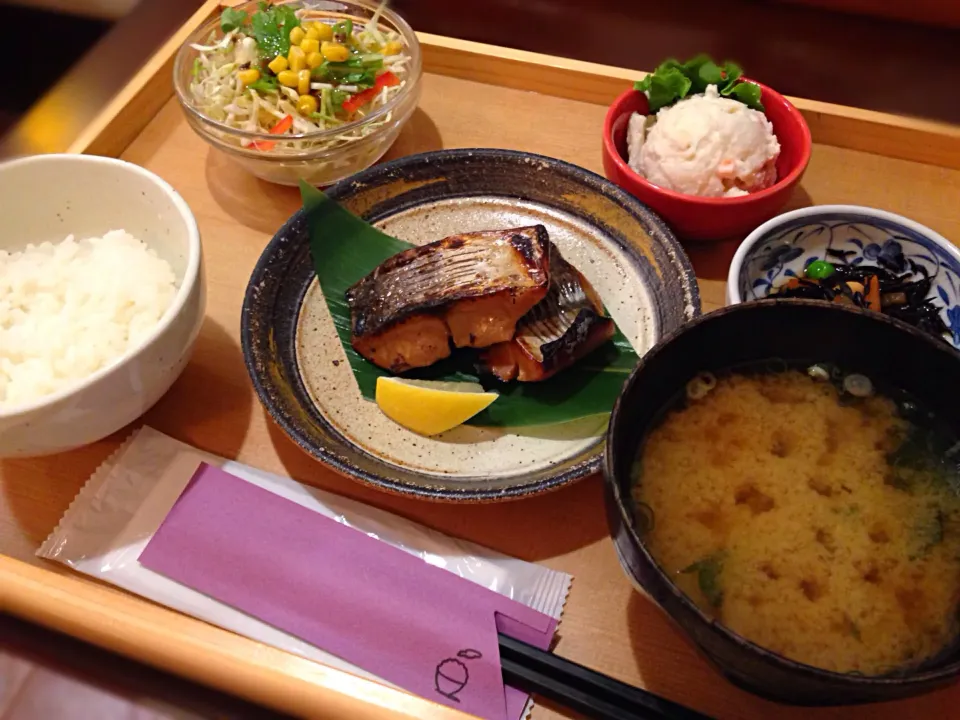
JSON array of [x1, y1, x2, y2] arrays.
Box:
[[0, 555, 469, 719], [67, 1, 960, 169], [4, 1, 960, 718]]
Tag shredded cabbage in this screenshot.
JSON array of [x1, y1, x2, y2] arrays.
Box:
[[188, 4, 410, 153]]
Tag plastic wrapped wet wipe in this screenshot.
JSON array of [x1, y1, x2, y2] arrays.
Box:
[[38, 427, 572, 716]]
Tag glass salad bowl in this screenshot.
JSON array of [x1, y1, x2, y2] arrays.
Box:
[[173, 0, 422, 187]]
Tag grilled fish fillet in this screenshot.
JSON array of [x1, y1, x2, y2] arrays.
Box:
[[346, 226, 551, 372], [481, 248, 616, 382]]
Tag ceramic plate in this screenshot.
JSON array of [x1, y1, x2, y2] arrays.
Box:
[[242, 149, 700, 501]]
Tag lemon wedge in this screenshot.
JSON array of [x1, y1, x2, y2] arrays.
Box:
[[375, 377, 498, 436]]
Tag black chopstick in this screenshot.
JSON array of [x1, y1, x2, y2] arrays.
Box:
[[498, 633, 715, 720]]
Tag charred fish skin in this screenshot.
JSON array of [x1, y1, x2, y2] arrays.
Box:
[[346, 226, 551, 336], [482, 249, 616, 382], [346, 226, 551, 372]]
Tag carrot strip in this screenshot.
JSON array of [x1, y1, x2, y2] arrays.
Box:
[[864, 275, 881, 310], [250, 114, 294, 152]]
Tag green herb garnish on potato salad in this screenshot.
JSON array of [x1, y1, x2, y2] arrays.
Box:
[[627, 55, 778, 198], [189, 1, 409, 150], [634, 55, 763, 113]]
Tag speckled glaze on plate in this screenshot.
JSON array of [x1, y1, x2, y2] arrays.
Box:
[[242, 149, 700, 501]]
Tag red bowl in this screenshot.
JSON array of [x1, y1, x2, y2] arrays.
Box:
[[602, 81, 812, 241]]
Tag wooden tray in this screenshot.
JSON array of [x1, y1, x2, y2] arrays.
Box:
[[4, 1, 960, 718]]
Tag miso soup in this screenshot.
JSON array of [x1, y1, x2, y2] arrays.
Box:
[[632, 366, 960, 675]]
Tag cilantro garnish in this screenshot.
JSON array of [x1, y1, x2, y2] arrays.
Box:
[[634, 55, 764, 113], [250, 2, 301, 59], [220, 7, 248, 33]]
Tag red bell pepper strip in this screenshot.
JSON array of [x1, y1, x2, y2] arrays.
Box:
[[341, 71, 401, 114], [250, 114, 294, 151]]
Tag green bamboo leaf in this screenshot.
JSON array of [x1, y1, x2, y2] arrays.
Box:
[[300, 182, 640, 427]]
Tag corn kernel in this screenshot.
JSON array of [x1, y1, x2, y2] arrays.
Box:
[[300, 38, 320, 54], [237, 68, 261, 86], [297, 69, 311, 95], [383, 40, 403, 56], [297, 94, 319, 115], [288, 45, 306, 72], [321, 41, 349, 62], [289, 26, 305, 46], [304, 25, 320, 41], [310, 21, 333, 41], [306, 51, 324, 69], [267, 55, 288, 74], [277, 70, 299, 88]]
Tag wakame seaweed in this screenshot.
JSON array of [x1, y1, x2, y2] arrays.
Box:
[[681, 553, 725, 608], [886, 414, 960, 497], [300, 182, 640, 427]]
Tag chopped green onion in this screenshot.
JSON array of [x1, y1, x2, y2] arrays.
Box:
[[320, 86, 330, 117], [332, 18, 354, 37], [191, 58, 201, 79]]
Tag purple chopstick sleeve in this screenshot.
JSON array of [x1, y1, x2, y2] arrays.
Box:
[[138, 463, 558, 720]]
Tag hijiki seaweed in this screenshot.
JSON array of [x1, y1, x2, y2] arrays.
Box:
[[770, 247, 951, 342]]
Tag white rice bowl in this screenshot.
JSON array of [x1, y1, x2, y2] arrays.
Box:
[[0, 153, 204, 458], [0, 231, 178, 408]]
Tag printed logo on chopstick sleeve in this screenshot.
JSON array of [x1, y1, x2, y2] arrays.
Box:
[[434, 648, 483, 702]]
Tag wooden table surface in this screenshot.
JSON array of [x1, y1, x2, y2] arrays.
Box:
[[3, 69, 960, 720]]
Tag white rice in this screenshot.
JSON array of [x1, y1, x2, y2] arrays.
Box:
[[0, 231, 178, 408]]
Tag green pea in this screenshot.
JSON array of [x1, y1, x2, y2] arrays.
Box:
[[805, 260, 835, 280]]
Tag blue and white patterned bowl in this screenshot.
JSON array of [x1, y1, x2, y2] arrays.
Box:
[[726, 205, 960, 349]]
